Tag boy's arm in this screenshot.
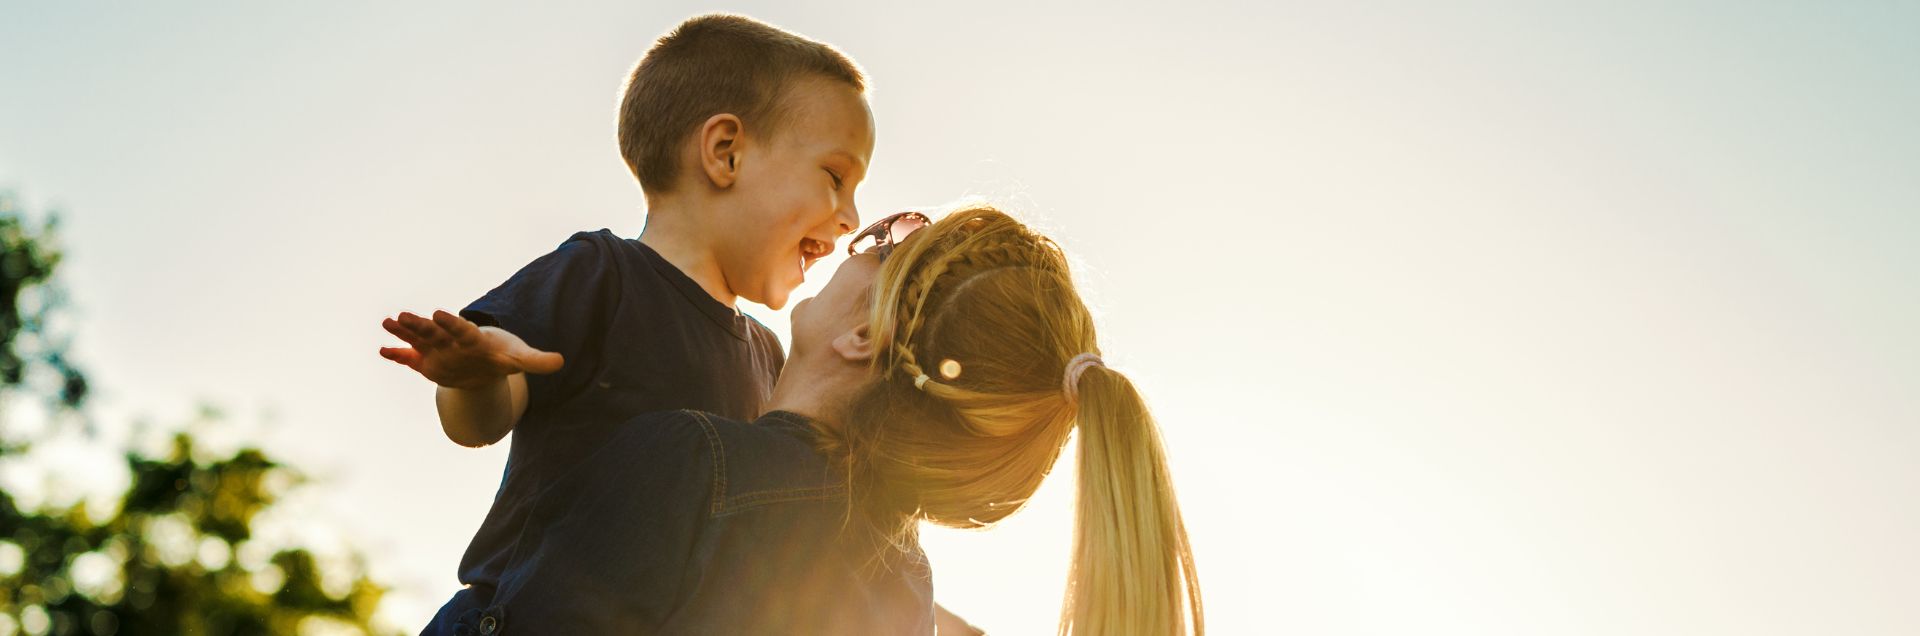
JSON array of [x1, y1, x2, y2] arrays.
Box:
[[381, 310, 562, 447], [432, 373, 528, 448]]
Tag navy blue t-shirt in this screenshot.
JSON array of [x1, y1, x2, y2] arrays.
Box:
[[425, 410, 935, 635], [452, 230, 784, 591]]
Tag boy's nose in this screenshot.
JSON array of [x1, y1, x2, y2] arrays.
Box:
[[837, 203, 860, 237]]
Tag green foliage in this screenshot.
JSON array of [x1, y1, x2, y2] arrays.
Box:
[[0, 191, 395, 635], [0, 195, 82, 415]]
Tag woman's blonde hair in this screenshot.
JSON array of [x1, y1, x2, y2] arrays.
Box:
[[816, 204, 1205, 635]]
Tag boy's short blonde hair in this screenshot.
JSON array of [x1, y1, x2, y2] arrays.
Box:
[[619, 14, 866, 196]]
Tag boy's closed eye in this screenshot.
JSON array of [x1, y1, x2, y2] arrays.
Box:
[[824, 168, 844, 191]]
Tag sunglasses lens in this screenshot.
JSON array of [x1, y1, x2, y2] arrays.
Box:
[[850, 211, 931, 256], [890, 215, 928, 243]]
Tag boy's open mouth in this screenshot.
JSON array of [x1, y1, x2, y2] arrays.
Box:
[[798, 237, 831, 274]]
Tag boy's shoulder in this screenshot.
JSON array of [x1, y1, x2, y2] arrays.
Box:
[[549, 228, 642, 264], [463, 229, 643, 323], [481, 229, 635, 289], [528, 228, 684, 303], [553, 228, 698, 293]]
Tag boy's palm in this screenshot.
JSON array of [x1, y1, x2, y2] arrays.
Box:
[[380, 310, 563, 388]]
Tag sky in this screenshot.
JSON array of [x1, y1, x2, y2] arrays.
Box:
[[3, 1, 1918, 633]]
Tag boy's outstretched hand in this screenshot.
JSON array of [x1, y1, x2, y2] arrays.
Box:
[[379, 310, 563, 389]]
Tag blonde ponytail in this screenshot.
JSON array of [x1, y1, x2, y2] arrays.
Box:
[[1063, 367, 1204, 635], [814, 204, 1204, 634]]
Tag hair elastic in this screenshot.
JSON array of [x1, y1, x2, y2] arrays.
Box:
[[1062, 352, 1104, 402]]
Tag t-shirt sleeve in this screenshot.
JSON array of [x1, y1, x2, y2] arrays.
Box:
[[461, 232, 616, 417]]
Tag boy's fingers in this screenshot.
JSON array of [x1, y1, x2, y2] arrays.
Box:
[[431, 310, 484, 346], [378, 346, 422, 367], [514, 350, 564, 375], [383, 317, 432, 347], [398, 312, 452, 348]]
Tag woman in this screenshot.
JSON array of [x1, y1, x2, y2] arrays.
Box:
[[428, 205, 1203, 635]]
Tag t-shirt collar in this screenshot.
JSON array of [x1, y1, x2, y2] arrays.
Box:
[[632, 239, 749, 340]]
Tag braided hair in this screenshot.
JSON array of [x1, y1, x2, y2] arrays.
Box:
[[818, 204, 1204, 635]]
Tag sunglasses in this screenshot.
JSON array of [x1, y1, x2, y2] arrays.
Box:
[[847, 211, 931, 259]]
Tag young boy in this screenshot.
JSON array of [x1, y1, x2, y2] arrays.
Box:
[[378, 12, 873, 620]]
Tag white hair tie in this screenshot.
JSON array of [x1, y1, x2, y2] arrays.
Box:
[[1062, 353, 1104, 402]]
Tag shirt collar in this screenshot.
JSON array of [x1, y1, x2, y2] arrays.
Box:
[[631, 237, 750, 341], [759, 410, 829, 435]]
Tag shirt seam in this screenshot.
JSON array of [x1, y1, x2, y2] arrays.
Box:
[[714, 485, 847, 519], [689, 411, 728, 518]]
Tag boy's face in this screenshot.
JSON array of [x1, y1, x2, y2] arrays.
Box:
[[719, 78, 875, 310]]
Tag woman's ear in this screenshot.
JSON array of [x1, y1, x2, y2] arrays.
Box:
[[830, 323, 875, 363], [698, 113, 743, 189]]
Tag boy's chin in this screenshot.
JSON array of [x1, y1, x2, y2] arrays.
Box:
[[739, 271, 802, 310], [758, 274, 808, 310], [755, 287, 793, 311]]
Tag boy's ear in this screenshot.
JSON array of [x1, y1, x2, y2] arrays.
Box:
[[697, 113, 744, 189], [830, 323, 875, 363]]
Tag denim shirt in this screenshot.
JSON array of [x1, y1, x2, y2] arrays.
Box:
[[424, 410, 936, 635]]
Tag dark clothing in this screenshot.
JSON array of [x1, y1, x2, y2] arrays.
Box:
[[450, 230, 785, 593], [425, 411, 936, 635]]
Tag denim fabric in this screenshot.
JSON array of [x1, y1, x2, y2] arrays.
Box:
[[423, 411, 936, 635]]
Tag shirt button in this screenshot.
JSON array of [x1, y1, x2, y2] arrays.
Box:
[[479, 616, 498, 634]]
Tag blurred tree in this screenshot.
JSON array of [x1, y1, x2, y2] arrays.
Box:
[[0, 191, 395, 636]]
